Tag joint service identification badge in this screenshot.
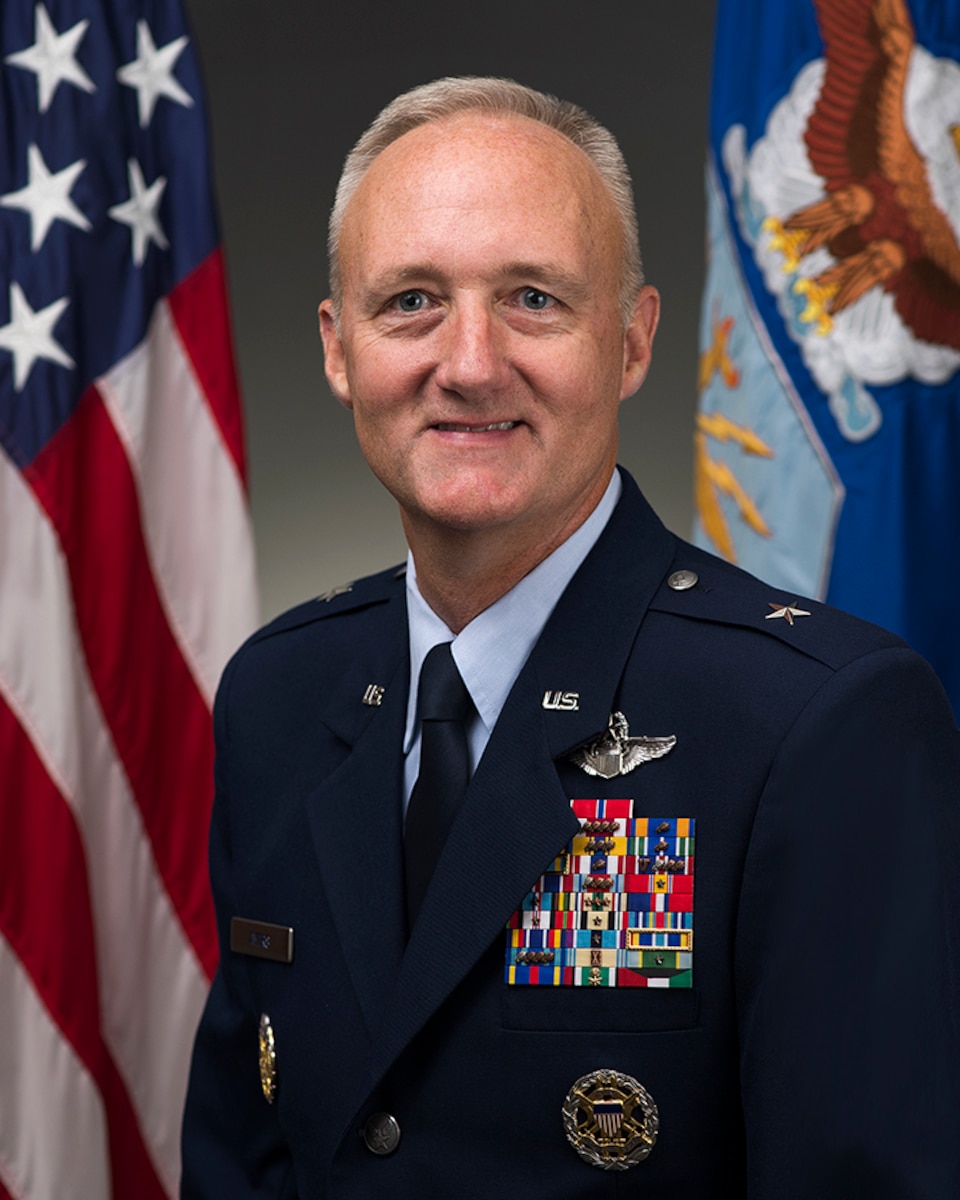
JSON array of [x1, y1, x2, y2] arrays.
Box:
[[563, 1069, 659, 1169], [506, 801, 695, 987]]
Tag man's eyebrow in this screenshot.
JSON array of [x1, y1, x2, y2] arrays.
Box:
[[498, 262, 590, 301], [360, 266, 444, 305]]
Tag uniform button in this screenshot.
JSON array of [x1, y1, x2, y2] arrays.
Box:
[[667, 569, 698, 591], [363, 1112, 401, 1155]]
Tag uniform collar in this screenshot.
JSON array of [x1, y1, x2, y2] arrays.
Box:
[[403, 470, 622, 751]]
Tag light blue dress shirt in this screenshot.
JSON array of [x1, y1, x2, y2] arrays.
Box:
[[402, 469, 622, 807]]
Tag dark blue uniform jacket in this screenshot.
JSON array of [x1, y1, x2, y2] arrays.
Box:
[[182, 471, 960, 1198]]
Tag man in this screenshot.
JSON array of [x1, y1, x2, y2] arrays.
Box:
[[182, 77, 960, 1197]]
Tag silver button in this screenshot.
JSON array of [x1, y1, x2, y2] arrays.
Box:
[[363, 1112, 401, 1155], [667, 569, 698, 591]]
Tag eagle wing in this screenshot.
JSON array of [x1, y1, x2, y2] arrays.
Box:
[[620, 735, 677, 774], [870, 0, 960, 289], [807, 0, 960, 346], [806, 0, 883, 184], [568, 748, 605, 779]]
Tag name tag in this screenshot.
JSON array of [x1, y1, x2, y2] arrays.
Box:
[[505, 802, 694, 988], [230, 917, 294, 963]]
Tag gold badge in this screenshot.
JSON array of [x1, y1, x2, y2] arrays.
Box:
[[258, 1013, 277, 1104], [562, 1069, 658, 1170]]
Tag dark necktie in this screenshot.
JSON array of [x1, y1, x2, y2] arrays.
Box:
[[404, 642, 474, 927]]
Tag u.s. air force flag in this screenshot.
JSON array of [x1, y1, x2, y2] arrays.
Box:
[[694, 0, 960, 717]]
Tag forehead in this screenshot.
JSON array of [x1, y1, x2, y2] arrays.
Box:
[[361, 111, 600, 199], [338, 112, 620, 279]]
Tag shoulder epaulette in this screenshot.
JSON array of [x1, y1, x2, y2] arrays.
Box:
[[245, 562, 406, 646], [649, 542, 903, 672]]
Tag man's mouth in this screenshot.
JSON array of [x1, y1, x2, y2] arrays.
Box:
[[433, 421, 519, 432]]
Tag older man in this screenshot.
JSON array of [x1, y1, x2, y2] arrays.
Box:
[[182, 78, 960, 1198]]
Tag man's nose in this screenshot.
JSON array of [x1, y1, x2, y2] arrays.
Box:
[[433, 300, 510, 396]]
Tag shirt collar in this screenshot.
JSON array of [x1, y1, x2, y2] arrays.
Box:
[[404, 469, 622, 751]]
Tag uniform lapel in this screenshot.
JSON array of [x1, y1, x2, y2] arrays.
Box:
[[304, 591, 410, 1038], [369, 472, 677, 1081], [371, 668, 577, 1080]]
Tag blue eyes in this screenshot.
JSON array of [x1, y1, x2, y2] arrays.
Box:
[[389, 287, 554, 313], [519, 288, 550, 310], [395, 290, 426, 312]]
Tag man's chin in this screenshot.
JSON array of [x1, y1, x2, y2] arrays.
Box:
[[400, 481, 537, 538], [408, 502, 523, 536]]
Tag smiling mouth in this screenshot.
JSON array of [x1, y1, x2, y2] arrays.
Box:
[[433, 421, 520, 432]]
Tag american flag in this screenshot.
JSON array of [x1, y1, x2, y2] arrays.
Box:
[[0, 2, 257, 1197]]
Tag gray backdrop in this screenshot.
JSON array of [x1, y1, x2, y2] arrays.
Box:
[[184, 1, 716, 620]]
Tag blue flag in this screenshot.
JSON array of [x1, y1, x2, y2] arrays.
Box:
[[695, 0, 960, 717]]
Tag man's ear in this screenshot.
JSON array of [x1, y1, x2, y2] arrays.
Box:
[[318, 299, 353, 409], [620, 285, 661, 401]]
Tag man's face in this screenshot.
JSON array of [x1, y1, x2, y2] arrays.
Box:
[[320, 112, 658, 551]]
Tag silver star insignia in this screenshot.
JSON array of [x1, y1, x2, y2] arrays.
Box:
[[569, 712, 677, 780], [765, 600, 811, 626]]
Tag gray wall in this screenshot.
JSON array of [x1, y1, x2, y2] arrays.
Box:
[[185, 1, 716, 620]]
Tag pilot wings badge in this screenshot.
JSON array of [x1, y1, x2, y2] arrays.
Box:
[[569, 712, 676, 780]]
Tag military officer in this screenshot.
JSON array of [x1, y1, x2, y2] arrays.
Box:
[[181, 77, 960, 1197]]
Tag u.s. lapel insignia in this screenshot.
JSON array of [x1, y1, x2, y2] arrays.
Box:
[[569, 712, 676, 779], [563, 1069, 659, 1170], [258, 1013, 277, 1104]]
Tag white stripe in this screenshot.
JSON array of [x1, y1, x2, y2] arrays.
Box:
[[0, 937, 110, 1200], [0, 449, 209, 1198], [0, 1157, 26, 1200], [97, 301, 258, 706]]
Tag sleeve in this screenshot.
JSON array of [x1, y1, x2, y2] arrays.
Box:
[[180, 659, 299, 1200], [735, 646, 960, 1199]]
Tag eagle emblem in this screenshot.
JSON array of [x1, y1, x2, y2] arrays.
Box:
[[772, 0, 960, 347], [568, 712, 676, 780], [720, 0, 960, 443]]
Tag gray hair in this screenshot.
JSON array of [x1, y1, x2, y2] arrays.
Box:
[[327, 76, 643, 324]]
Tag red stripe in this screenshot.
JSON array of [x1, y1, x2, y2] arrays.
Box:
[[24, 386, 218, 977], [167, 249, 248, 485], [0, 697, 169, 1200]]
